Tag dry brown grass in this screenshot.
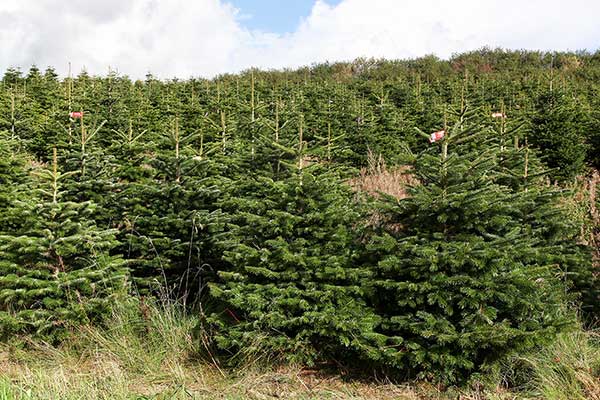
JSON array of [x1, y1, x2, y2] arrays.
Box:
[[559, 170, 600, 268], [0, 298, 426, 400], [0, 349, 527, 400], [1, 299, 597, 399], [0, 346, 425, 399], [349, 151, 418, 201], [348, 152, 417, 232]]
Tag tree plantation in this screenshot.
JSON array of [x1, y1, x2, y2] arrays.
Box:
[[0, 49, 598, 393]]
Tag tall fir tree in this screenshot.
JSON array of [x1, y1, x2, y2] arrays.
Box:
[[111, 117, 227, 296], [0, 134, 30, 232], [530, 89, 590, 181]]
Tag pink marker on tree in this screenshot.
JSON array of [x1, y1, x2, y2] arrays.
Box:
[[429, 129, 445, 143]]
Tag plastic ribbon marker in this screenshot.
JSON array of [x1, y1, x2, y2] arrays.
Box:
[[429, 129, 445, 143]]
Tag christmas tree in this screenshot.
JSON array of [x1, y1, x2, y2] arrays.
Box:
[[0, 148, 129, 339], [209, 132, 377, 365], [363, 109, 577, 383], [110, 117, 227, 296], [530, 89, 590, 181]]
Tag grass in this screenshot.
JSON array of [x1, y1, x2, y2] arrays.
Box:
[[348, 150, 417, 201], [0, 298, 420, 399], [505, 329, 600, 400], [0, 298, 598, 399]]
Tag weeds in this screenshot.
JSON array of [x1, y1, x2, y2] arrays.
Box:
[[348, 150, 417, 201]]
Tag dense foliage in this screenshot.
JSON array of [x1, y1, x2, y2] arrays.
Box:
[[0, 49, 598, 383], [362, 105, 583, 382], [209, 166, 377, 365], [0, 148, 128, 339]]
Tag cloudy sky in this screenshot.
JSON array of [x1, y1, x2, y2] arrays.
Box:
[[0, 0, 598, 79]]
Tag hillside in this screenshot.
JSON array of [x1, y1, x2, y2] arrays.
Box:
[[0, 49, 599, 399]]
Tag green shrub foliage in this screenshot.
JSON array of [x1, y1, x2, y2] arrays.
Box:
[[104, 121, 228, 294], [209, 158, 378, 364], [531, 90, 590, 181]]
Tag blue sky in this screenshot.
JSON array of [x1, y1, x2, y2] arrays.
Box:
[[228, 0, 343, 33]]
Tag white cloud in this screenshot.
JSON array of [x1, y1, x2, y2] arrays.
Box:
[[0, 0, 248, 78], [245, 0, 600, 69], [0, 0, 599, 79]]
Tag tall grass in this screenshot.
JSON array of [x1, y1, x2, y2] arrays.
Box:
[[0, 295, 598, 399], [513, 330, 600, 399], [0, 379, 18, 400], [0, 292, 598, 399], [348, 149, 417, 201], [487, 328, 598, 400], [0, 297, 425, 399], [76, 296, 201, 378], [0, 296, 218, 399]]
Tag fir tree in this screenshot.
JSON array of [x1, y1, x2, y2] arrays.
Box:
[[209, 136, 377, 365], [0, 134, 30, 232], [363, 113, 576, 383], [0, 149, 129, 339], [530, 89, 590, 181], [112, 117, 227, 295]]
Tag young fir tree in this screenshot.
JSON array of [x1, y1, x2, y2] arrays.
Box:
[[485, 105, 596, 317], [530, 89, 590, 181], [362, 112, 576, 383], [0, 135, 31, 233], [112, 117, 227, 296], [588, 88, 600, 170], [208, 129, 378, 365], [0, 148, 129, 339], [364, 85, 407, 165]]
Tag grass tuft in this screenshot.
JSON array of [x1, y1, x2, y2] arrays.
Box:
[[499, 329, 600, 400]]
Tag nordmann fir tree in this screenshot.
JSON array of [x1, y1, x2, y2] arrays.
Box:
[[208, 118, 378, 365], [362, 107, 575, 384], [112, 116, 227, 296], [530, 88, 590, 182], [486, 105, 597, 318], [363, 84, 407, 164], [0, 134, 30, 232], [0, 148, 129, 339], [56, 107, 114, 217]]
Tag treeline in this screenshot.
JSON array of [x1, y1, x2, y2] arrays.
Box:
[[2, 48, 600, 176], [0, 48, 598, 385]]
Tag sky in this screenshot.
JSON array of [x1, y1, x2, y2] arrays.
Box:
[[0, 0, 598, 79], [228, 0, 343, 33]]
